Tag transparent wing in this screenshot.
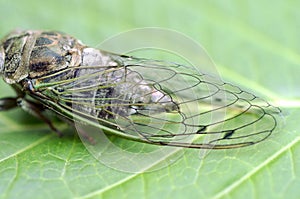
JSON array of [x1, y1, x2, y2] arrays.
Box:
[[31, 54, 281, 149]]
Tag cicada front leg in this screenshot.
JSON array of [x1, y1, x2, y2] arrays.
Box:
[[0, 85, 63, 137], [17, 98, 64, 137], [0, 97, 18, 111], [0, 84, 24, 111]]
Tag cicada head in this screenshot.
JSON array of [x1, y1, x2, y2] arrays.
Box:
[[0, 30, 32, 84]]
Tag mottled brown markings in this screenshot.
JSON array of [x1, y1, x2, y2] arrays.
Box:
[[34, 37, 53, 46]]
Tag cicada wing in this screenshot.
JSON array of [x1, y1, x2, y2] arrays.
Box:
[[32, 55, 281, 149]]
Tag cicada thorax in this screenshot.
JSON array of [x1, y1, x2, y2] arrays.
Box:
[[0, 30, 84, 84], [28, 32, 83, 79]]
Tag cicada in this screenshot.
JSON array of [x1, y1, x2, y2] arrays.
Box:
[[0, 30, 281, 149]]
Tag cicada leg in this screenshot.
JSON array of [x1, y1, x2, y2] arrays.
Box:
[[0, 97, 18, 111], [17, 98, 63, 137], [0, 85, 63, 137]]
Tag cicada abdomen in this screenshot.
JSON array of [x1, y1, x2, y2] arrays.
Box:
[[0, 30, 281, 149]]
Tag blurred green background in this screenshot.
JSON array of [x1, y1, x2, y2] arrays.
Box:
[[0, 0, 300, 199]]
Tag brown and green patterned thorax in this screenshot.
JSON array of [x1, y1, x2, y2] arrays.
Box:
[[0, 30, 84, 84]]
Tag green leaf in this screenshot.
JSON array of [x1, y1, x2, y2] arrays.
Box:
[[0, 0, 299, 199]]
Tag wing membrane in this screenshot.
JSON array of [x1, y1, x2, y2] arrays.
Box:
[[30, 55, 281, 149]]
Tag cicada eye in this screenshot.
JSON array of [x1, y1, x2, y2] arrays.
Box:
[[0, 45, 4, 73]]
